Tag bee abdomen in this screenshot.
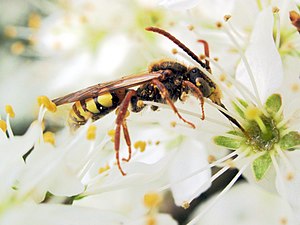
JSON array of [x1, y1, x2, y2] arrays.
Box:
[[68, 93, 119, 129]]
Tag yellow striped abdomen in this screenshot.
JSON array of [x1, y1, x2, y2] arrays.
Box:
[[68, 92, 120, 129]]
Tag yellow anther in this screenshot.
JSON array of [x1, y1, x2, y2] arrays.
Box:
[[37, 96, 57, 112], [134, 141, 147, 152], [155, 141, 160, 145], [5, 105, 15, 118], [86, 125, 97, 140], [43, 131, 55, 145], [171, 48, 178, 54], [291, 83, 299, 93], [219, 74, 226, 82], [207, 155, 216, 163], [4, 26, 17, 38], [146, 216, 157, 225], [80, 15, 88, 24], [286, 172, 294, 181], [216, 21, 223, 28], [0, 120, 7, 132], [108, 129, 115, 142], [143, 192, 162, 209], [115, 108, 130, 118], [182, 201, 190, 209], [98, 164, 110, 174], [11, 41, 25, 55], [199, 54, 206, 60], [170, 121, 177, 127], [279, 217, 288, 225], [187, 24, 194, 31], [272, 7, 280, 13], [28, 13, 41, 29], [137, 100, 144, 108], [224, 15, 231, 21]]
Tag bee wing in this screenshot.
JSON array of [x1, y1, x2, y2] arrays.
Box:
[[52, 71, 164, 106]]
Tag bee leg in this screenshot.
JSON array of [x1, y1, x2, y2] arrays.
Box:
[[151, 79, 196, 129], [182, 80, 205, 120], [114, 90, 136, 176], [197, 39, 210, 72], [121, 121, 132, 162]]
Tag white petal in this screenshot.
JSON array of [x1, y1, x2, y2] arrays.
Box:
[[0, 203, 128, 225], [159, 0, 200, 10], [168, 139, 211, 206], [236, 7, 283, 102]]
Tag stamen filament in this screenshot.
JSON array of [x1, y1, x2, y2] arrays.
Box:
[[273, 9, 281, 49], [5, 115, 14, 138], [255, 116, 267, 134], [186, 161, 250, 225], [223, 25, 262, 108], [156, 150, 240, 192], [275, 145, 294, 173]]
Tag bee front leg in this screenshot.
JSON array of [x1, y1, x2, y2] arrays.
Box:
[[151, 79, 196, 129], [114, 89, 136, 176], [182, 80, 205, 120]]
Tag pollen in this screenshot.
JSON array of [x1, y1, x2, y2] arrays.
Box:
[[208, 155, 216, 163], [146, 216, 157, 225], [134, 141, 147, 152], [216, 21, 223, 28], [224, 15, 232, 21], [291, 83, 299, 93], [4, 26, 17, 38], [182, 201, 190, 209], [279, 217, 288, 225], [108, 129, 115, 142], [0, 120, 7, 132], [43, 131, 55, 145], [37, 96, 57, 112], [137, 100, 145, 108], [115, 108, 130, 118], [286, 171, 294, 181], [80, 15, 88, 24], [199, 54, 206, 60], [86, 125, 97, 140], [28, 13, 41, 29], [187, 24, 194, 31], [143, 192, 162, 209], [170, 121, 177, 127], [272, 7, 280, 13], [5, 105, 15, 118], [98, 164, 110, 174], [219, 74, 226, 82], [10, 41, 25, 55], [171, 48, 178, 54]]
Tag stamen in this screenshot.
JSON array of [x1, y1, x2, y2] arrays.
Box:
[[10, 41, 25, 55], [270, 153, 286, 187], [43, 131, 55, 145], [186, 161, 250, 225], [134, 140, 147, 152], [273, 7, 281, 49], [144, 192, 162, 209], [5, 105, 15, 118], [275, 145, 294, 175], [222, 25, 262, 107], [37, 95, 57, 112], [156, 150, 239, 192], [108, 129, 115, 142], [4, 26, 17, 38], [86, 125, 97, 140], [98, 164, 110, 174], [0, 120, 7, 133]]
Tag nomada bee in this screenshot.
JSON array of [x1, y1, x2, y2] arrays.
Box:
[[53, 27, 244, 175]]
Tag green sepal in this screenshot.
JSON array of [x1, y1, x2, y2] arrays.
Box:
[[252, 153, 272, 180], [232, 98, 248, 118], [265, 94, 282, 114], [213, 135, 241, 149], [280, 131, 300, 150]]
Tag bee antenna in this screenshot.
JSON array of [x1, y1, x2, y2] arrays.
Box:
[[145, 27, 207, 69]]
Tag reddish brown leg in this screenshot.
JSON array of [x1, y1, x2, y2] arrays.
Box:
[[121, 121, 132, 162], [182, 80, 205, 120], [114, 90, 136, 176], [151, 79, 196, 129], [197, 39, 210, 71]]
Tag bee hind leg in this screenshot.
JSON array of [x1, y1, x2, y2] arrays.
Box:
[[114, 89, 136, 176]]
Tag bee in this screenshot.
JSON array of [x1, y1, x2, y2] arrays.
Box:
[[53, 27, 244, 175]]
